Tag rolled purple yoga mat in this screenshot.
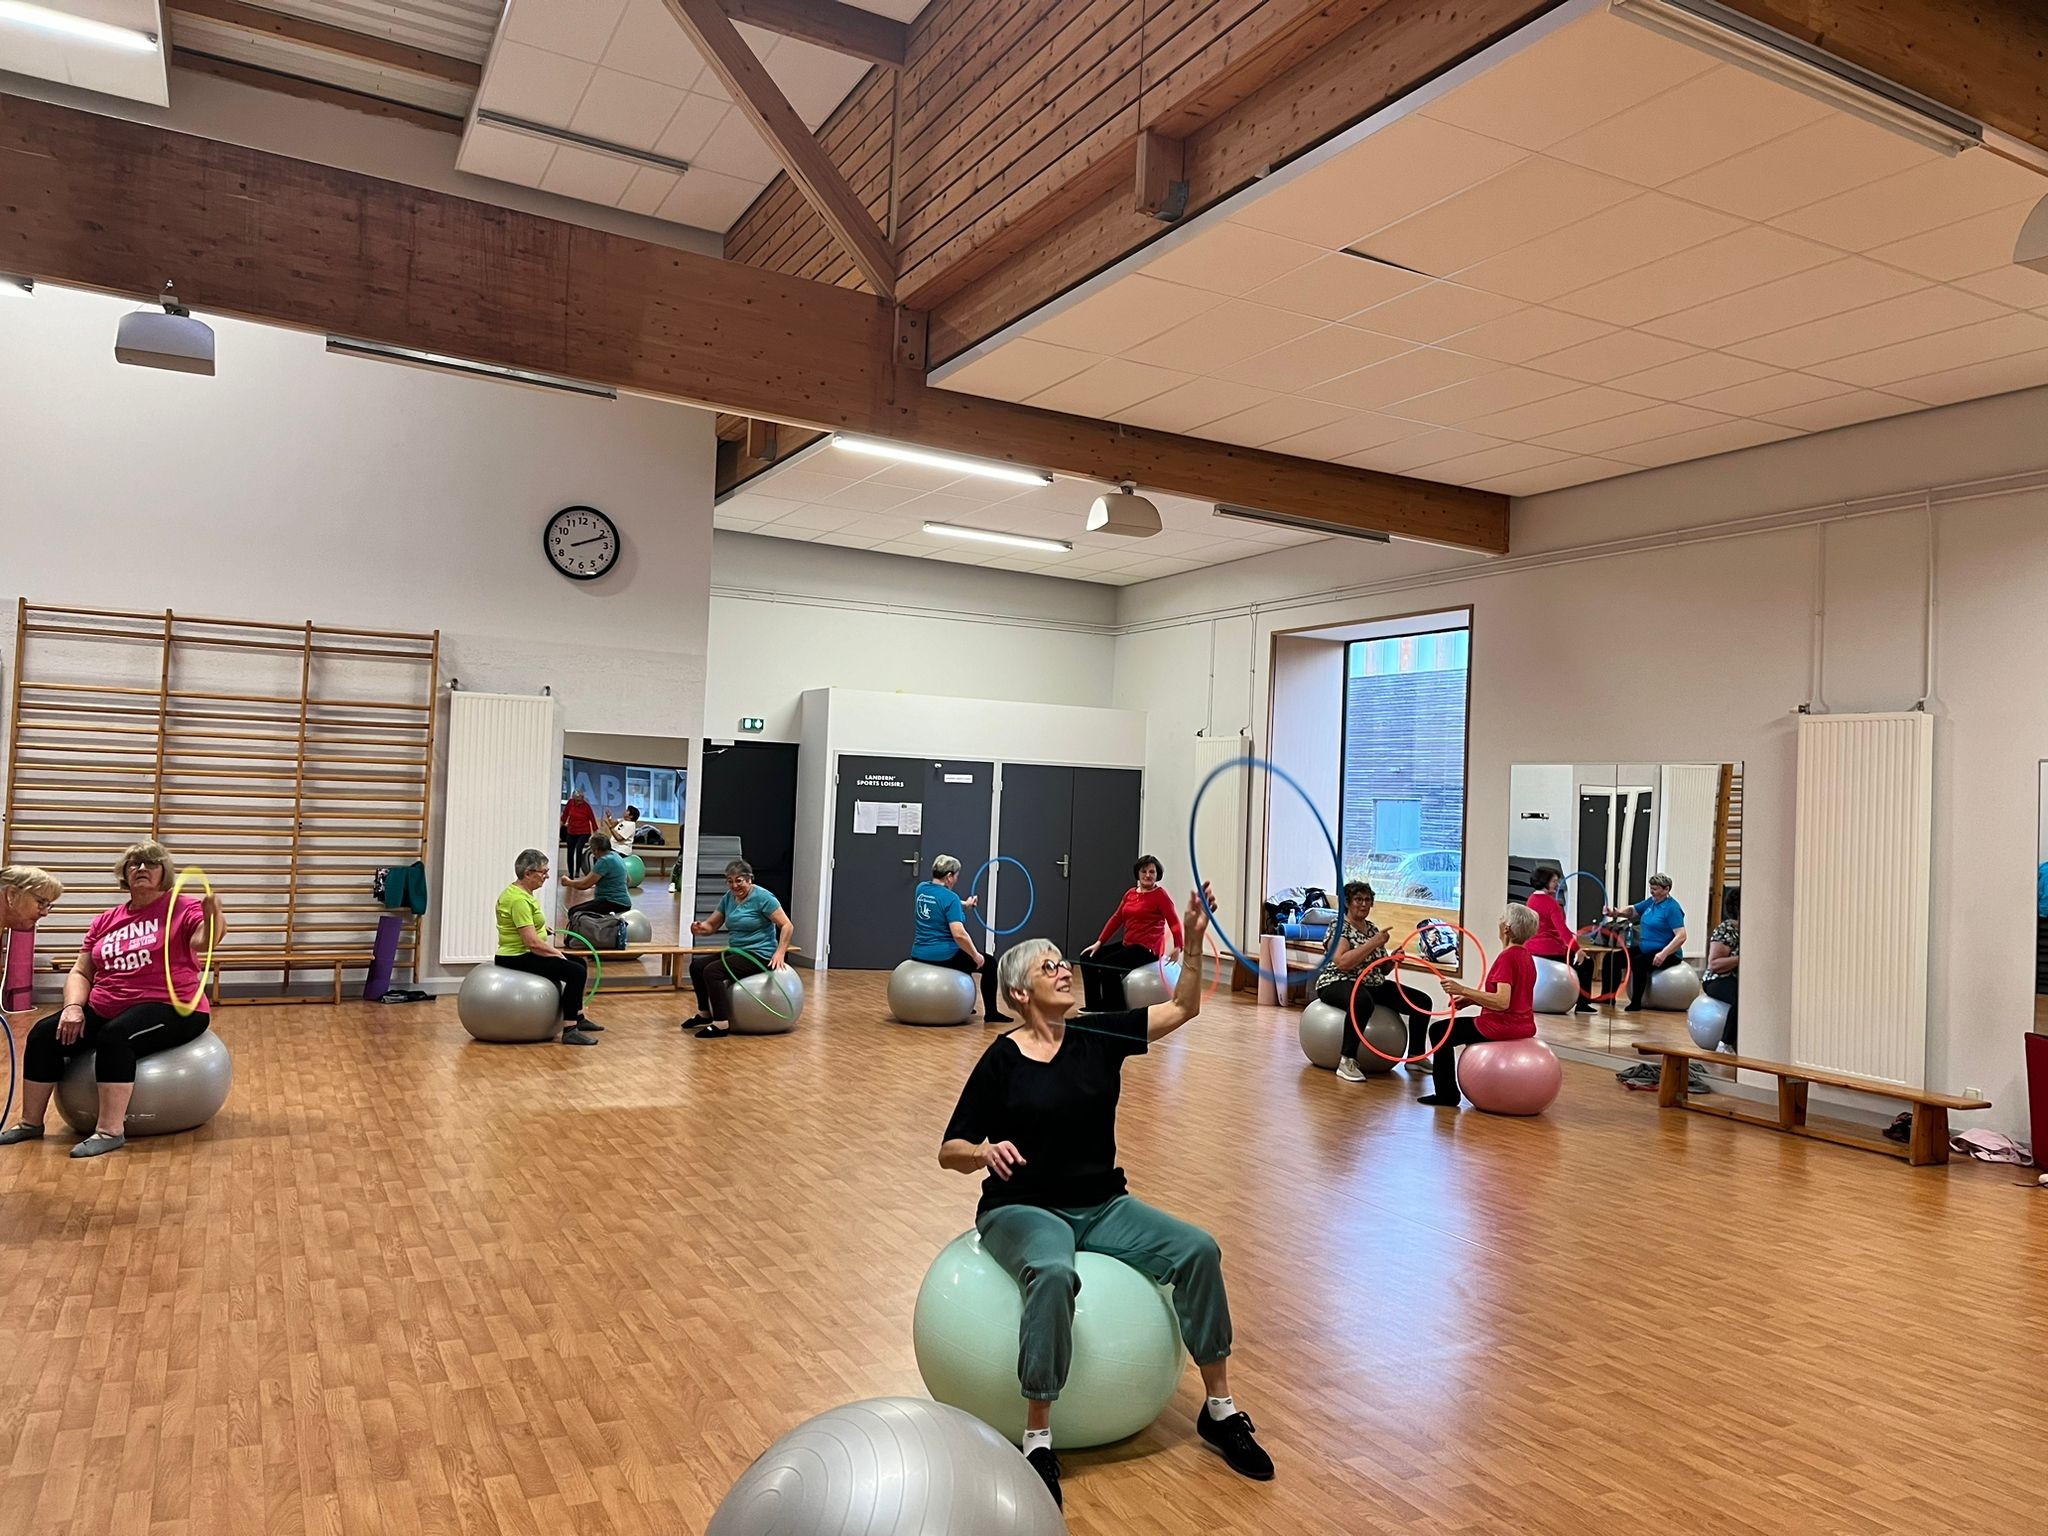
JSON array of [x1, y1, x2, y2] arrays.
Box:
[[364, 912, 403, 1001]]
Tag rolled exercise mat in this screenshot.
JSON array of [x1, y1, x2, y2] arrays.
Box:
[[363, 912, 404, 1001]]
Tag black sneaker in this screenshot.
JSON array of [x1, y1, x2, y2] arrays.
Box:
[[1026, 1446, 1061, 1509], [576, 1018, 604, 1031], [559, 1028, 599, 1046], [694, 1022, 731, 1039], [1196, 1406, 1273, 1480]]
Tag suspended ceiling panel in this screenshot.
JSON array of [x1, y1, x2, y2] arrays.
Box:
[[168, 3, 481, 115], [929, 8, 2048, 499], [0, 0, 169, 104], [457, 0, 921, 233]]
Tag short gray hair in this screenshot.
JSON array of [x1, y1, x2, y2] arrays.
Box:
[[998, 938, 1058, 1004], [1502, 902, 1540, 944], [931, 854, 962, 879], [1, 865, 63, 903], [725, 859, 754, 880], [514, 848, 549, 877], [1648, 872, 1673, 891]]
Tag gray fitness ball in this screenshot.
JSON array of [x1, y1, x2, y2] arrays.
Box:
[[1531, 956, 1580, 1015], [456, 964, 562, 1043], [1687, 992, 1730, 1050], [706, 1396, 1065, 1536], [1299, 997, 1402, 1071], [619, 908, 653, 945], [888, 960, 977, 1026], [1646, 961, 1703, 1011], [1119, 960, 1178, 1009], [730, 965, 804, 1034], [57, 1028, 232, 1137]]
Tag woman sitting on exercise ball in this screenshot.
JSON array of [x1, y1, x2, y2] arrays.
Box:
[[563, 832, 631, 922], [1, 841, 222, 1157], [1423, 902, 1540, 1108], [938, 883, 1272, 1511], [910, 854, 1008, 1023], [1605, 873, 1686, 1011], [1702, 886, 1740, 1049], [496, 847, 599, 1046], [1525, 866, 1593, 1012], [1076, 854, 1182, 1012], [687, 859, 794, 1038], [1313, 880, 1434, 1081]]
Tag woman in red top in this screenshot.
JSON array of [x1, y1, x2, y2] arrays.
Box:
[[1078, 855, 1184, 1011], [1424, 902, 1539, 1107], [1525, 866, 1596, 1014], [562, 789, 598, 879]]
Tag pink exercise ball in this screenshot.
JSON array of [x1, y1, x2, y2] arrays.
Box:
[[1458, 1038, 1562, 1116]]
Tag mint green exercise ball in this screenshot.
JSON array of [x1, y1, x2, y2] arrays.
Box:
[[912, 1229, 1183, 1449], [624, 853, 646, 889]]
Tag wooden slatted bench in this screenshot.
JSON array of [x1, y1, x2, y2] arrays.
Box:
[[50, 950, 378, 1005], [1633, 1043, 1992, 1166], [572, 944, 804, 991]]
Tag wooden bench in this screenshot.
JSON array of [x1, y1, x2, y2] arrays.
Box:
[[1633, 1043, 1992, 1166], [50, 950, 379, 1006], [569, 944, 803, 991]]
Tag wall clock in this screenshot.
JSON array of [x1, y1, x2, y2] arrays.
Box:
[[544, 505, 620, 581]]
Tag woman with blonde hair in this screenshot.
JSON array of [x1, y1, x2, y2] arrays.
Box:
[[1, 864, 64, 932], [1, 841, 223, 1157]]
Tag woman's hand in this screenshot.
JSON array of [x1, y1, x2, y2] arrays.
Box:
[[1169, 948, 1183, 965], [981, 1140, 1026, 1181], [57, 1004, 86, 1046], [1080, 942, 1100, 957], [690, 919, 713, 936], [962, 895, 978, 910], [1183, 884, 1213, 941]]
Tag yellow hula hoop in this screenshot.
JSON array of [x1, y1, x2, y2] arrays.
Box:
[[165, 866, 216, 1017]]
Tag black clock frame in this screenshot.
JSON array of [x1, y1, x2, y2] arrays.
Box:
[[544, 504, 621, 582]]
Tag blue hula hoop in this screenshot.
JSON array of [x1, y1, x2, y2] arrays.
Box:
[[970, 856, 1035, 937], [1188, 753, 1340, 985], [1558, 870, 1610, 938]]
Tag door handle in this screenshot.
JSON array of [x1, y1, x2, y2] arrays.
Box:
[[902, 857, 917, 867], [1057, 855, 1071, 877]]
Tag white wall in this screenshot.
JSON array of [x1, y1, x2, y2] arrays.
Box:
[[1112, 385, 2048, 1132], [1509, 764, 1573, 865], [1267, 636, 1342, 891], [1, 285, 716, 983]]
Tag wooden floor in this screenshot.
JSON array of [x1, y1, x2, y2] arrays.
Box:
[[3, 976, 2044, 1535]]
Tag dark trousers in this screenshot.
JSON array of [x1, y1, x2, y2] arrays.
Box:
[[1317, 976, 1434, 1060], [1081, 942, 1158, 1011], [690, 949, 773, 1020], [565, 837, 591, 878], [568, 897, 629, 920], [1627, 946, 1683, 1009], [23, 1001, 208, 1084], [1571, 948, 1615, 1007], [934, 949, 1004, 1017], [496, 951, 587, 1021], [1702, 972, 1739, 1048], [1431, 1015, 1491, 1101]]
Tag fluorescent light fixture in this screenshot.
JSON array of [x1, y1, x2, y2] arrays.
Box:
[[0, 275, 32, 298], [1215, 503, 1391, 542], [326, 338, 616, 399], [923, 521, 1072, 553], [474, 110, 692, 175], [0, 0, 158, 50], [833, 435, 1053, 487], [1611, 0, 1980, 155]]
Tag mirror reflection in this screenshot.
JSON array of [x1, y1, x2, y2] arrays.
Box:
[[558, 733, 690, 968]]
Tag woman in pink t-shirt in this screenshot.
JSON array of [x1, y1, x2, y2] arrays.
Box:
[[1, 841, 225, 1159], [1423, 902, 1540, 1108]]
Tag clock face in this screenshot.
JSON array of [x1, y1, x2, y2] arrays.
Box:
[[544, 505, 620, 581]]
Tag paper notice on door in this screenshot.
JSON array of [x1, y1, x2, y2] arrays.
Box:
[[873, 802, 900, 829], [897, 802, 923, 835], [943, 773, 974, 784], [853, 801, 880, 834]]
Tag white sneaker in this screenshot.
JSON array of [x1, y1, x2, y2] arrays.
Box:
[[1334, 1057, 1366, 1082]]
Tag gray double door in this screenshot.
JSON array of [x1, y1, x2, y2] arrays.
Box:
[[827, 758, 1143, 969]]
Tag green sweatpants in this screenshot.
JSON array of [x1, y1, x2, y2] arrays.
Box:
[[976, 1194, 1232, 1403]]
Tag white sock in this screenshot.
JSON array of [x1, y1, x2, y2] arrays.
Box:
[[1206, 1395, 1237, 1421], [1022, 1427, 1052, 1455]]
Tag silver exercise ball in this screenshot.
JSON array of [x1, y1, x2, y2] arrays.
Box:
[[457, 963, 562, 1043], [705, 1396, 1064, 1536], [731, 966, 804, 1034], [1646, 961, 1703, 1011], [1687, 993, 1731, 1051], [1532, 956, 1579, 1015], [1120, 960, 1179, 1009], [619, 908, 653, 945], [888, 960, 977, 1026], [1350, 1006, 1407, 1073], [57, 1028, 232, 1137], [1299, 999, 1346, 1069]]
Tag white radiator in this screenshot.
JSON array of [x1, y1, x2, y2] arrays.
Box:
[[1789, 712, 1934, 1085], [439, 691, 562, 966]]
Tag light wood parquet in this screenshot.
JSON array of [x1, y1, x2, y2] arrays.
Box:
[[3, 975, 2044, 1535]]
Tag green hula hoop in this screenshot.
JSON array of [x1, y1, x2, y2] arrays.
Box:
[[560, 930, 604, 998], [720, 947, 797, 1020]]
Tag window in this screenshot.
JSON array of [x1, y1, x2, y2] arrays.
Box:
[[1341, 624, 1468, 916], [564, 757, 685, 823]]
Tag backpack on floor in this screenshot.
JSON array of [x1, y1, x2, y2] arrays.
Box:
[[568, 910, 626, 950]]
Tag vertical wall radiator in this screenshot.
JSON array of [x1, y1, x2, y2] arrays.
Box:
[[440, 691, 561, 966], [1789, 711, 1934, 1085]]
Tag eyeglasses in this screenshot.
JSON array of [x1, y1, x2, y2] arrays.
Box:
[[1038, 958, 1074, 977]]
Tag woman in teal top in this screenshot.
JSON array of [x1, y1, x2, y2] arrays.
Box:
[[1604, 873, 1687, 1011], [910, 854, 1008, 1023], [687, 859, 795, 1038], [563, 833, 632, 920]]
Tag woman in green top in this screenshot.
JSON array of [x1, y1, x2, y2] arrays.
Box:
[[495, 847, 599, 1045], [687, 858, 794, 1039]]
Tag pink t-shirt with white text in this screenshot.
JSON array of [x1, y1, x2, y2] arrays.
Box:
[[85, 895, 208, 1016]]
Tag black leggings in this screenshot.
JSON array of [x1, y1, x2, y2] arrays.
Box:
[[23, 1001, 208, 1085], [933, 948, 1004, 1017], [1431, 1015, 1492, 1101], [1627, 946, 1683, 1009], [565, 838, 591, 879], [1081, 942, 1157, 1011], [496, 952, 587, 1021], [690, 949, 775, 1020], [1317, 976, 1435, 1060], [1702, 972, 1739, 1048]]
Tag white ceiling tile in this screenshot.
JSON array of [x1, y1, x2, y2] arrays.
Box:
[[717, 492, 803, 522], [1661, 112, 1935, 222], [1417, 11, 1716, 150], [1443, 307, 1616, 365], [1262, 412, 1432, 461], [823, 481, 920, 512], [1127, 302, 1322, 372], [1421, 442, 1578, 485], [1685, 372, 1851, 418], [937, 339, 1099, 402], [601, 0, 709, 85], [1140, 224, 1323, 295], [1544, 64, 1831, 187], [654, 168, 762, 231], [1454, 192, 1741, 303], [1357, 157, 1637, 278], [1532, 401, 1728, 455], [1024, 359, 1196, 417], [1343, 428, 1510, 474], [1954, 265, 2048, 311], [1462, 385, 1657, 440], [504, 0, 631, 65], [1347, 282, 1521, 343], [1027, 276, 1222, 354], [1535, 330, 1694, 383], [1115, 378, 1276, 433], [484, 41, 599, 126], [1553, 226, 1837, 327], [1241, 253, 1429, 321], [1475, 457, 1637, 496], [1640, 258, 1926, 348], [1611, 351, 1773, 401], [1880, 348, 2048, 407], [1619, 418, 1799, 468], [537, 144, 639, 205], [1197, 397, 1351, 450], [772, 504, 866, 532], [1805, 314, 2048, 389], [1393, 365, 1580, 426], [1726, 287, 2008, 368], [618, 165, 680, 215], [1302, 348, 1503, 412], [653, 93, 728, 161], [695, 109, 783, 182], [766, 37, 868, 130], [458, 121, 558, 185], [569, 68, 686, 152], [1214, 326, 1415, 392], [1773, 148, 2046, 252], [1867, 202, 2044, 282]]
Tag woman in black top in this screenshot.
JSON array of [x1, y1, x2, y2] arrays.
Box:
[[939, 884, 1272, 1510]]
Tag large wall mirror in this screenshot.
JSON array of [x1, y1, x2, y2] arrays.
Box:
[[559, 731, 691, 969], [1508, 762, 1744, 1055]]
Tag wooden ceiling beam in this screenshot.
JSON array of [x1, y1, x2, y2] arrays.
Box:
[[169, 0, 482, 89], [719, 0, 907, 69], [663, 0, 897, 297], [0, 96, 1506, 554]]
